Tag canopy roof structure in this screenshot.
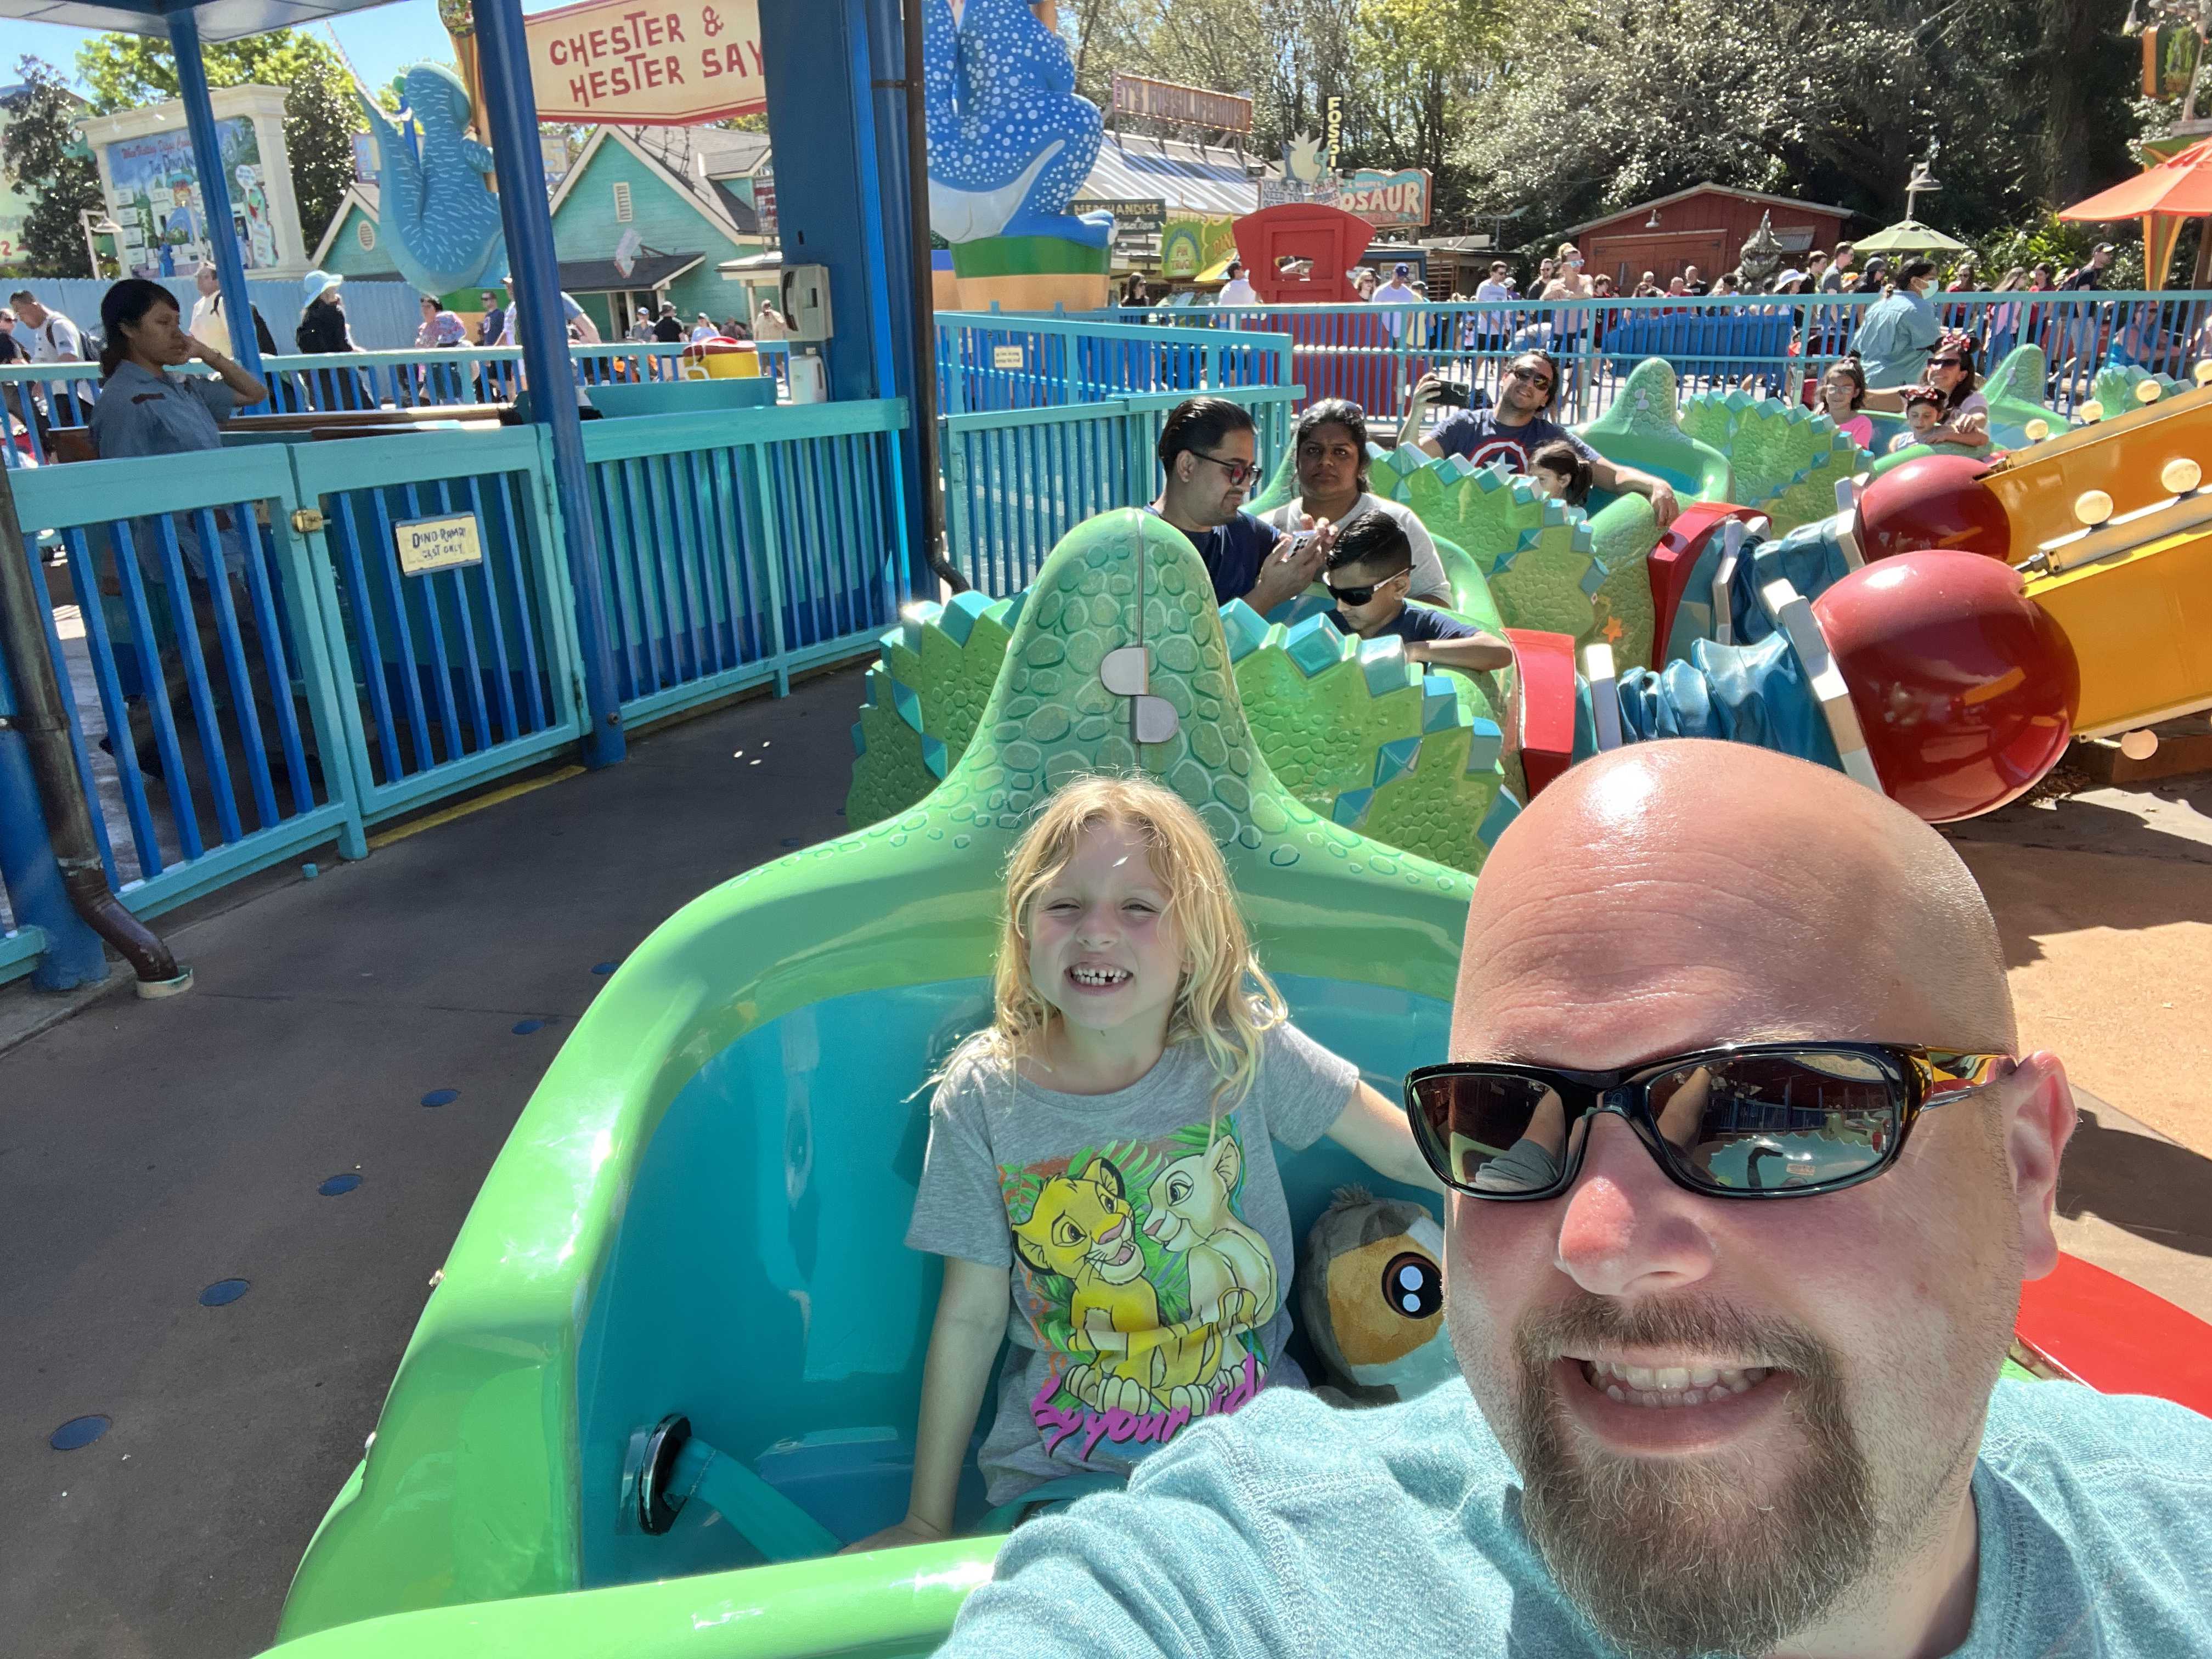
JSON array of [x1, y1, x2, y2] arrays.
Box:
[[1853, 218, 1971, 256], [2063, 136, 2212, 221], [0, 0, 396, 42]]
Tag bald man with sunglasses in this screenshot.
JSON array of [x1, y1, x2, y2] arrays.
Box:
[[934, 743, 2212, 1659]]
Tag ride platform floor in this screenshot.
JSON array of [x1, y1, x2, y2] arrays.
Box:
[[1, 672, 2208, 1659]]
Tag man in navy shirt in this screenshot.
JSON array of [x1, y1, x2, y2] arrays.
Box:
[[1322, 514, 1511, 674], [1398, 349, 1682, 526], [1146, 397, 1327, 613]]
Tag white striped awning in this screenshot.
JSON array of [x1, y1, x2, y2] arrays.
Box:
[[1082, 136, 1259, 219]]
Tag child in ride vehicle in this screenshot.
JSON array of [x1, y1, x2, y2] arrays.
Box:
[[847, 776, 1438, 1549], [1322, 514, 1514, 676]]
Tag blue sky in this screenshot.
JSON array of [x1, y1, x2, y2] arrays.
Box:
[[0, 1, 497, 102]]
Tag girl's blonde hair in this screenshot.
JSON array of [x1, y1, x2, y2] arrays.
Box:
[[956, 775, 1284, 1115]]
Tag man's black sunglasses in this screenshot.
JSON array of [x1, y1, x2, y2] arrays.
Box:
[[1403, 1043, 2011, 1201]]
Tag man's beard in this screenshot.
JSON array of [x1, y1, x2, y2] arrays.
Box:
[[1506, 1295, 1880, 1659]]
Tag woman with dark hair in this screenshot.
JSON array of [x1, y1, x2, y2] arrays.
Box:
[[1849, 257, 1943, 389], [86, 277, 296, 784], [1860, 329, 1988, 452], [89, 276, 267, 462], [1258, 398, 1452, 602]]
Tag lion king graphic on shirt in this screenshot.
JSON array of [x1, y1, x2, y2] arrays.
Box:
[[1002, 1116, 1278, 1455]]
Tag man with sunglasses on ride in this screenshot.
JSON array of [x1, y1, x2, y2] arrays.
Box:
[[1398, 350, 1682, 528], [934, 742, 2212, 1659], [1147, 396, 1330, 615]]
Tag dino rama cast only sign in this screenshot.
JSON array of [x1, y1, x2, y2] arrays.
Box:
[[526, 0, 766, 125], [394, 514, 484, 577]]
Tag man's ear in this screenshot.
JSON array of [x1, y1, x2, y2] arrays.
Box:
[[2005, 1051, 2076, 1281]]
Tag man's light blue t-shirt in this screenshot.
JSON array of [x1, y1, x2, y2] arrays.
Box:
[[937, 1376, 2212, 1657]]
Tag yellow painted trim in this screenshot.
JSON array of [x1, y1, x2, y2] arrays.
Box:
[[366, 766, 588, 850]]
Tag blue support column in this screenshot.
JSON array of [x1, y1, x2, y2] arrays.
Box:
[[473, 0, 627, 768], [760, 0, 930, 588], [0, 638, 106, 989], [166, 12, 266, 399]]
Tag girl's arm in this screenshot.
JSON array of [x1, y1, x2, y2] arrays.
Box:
[[841, 1254, 1009, 1551], [1324, 1080, 1444, 1194]]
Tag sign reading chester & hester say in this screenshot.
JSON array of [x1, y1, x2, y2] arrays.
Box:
[[526, 0, 766, 125]]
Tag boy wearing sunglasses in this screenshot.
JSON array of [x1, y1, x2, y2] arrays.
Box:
[[935, 744, 2212, 1659], [1323, 514, 1511, 674]]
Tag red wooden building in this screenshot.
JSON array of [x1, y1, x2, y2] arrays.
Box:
[[1561, 183, 1856, 289]]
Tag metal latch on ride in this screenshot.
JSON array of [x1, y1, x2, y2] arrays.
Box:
[[1101, 645, 1178, 743], [290, 507, 328, 535]]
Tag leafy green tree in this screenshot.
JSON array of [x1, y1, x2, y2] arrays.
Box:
[[76, 29, 376, 252], [2, 57, 103, 278]]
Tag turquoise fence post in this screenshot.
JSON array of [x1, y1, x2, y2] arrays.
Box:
[[0, 624, 106, 989], [166, 11, 267, 405], [475, 0, 625, 769]]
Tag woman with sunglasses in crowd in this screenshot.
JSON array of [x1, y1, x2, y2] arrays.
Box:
[[1858, 329, 1989, 453]]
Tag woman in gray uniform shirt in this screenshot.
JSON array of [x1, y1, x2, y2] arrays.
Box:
[[87, 279, 308, 786]]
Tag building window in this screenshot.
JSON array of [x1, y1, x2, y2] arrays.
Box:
[[357, 219, 376, 251], [613, 181, 633, 223]]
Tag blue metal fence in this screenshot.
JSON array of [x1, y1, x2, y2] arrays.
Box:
[[584, 400, 914, 725], [1085, 291, 2212, 421], [4, 448, 366, 922], [1, 392, 906, 986], [942, 384, 1299, 595], [0, 344, 796, 466], [936, 311, 1290, 414]]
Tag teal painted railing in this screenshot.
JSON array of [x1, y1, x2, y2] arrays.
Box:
[[942, 383, 1299, 595], [0, 394, 907, 986], [935, 311, 1290, 415], [5, 447, 370, 925], [0, 343, 794, 465], [1079, 291, 2212, 421], [583, 399, 915, 726]]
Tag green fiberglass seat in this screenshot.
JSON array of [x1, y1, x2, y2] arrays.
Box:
[[271, 509, 1467, 1654]]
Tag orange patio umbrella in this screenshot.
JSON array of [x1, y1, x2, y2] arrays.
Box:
[[2059, 136, 2212, 290]]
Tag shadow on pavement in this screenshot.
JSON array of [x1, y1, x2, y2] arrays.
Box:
[[2058, 1108, 2212, 1261]]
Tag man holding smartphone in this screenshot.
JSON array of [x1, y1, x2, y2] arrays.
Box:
[[1146, 397, 1331, 614], [1397, 350, 1681, 527]]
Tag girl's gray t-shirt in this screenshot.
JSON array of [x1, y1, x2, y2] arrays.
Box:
[[907, 1020, 1357, 1505]]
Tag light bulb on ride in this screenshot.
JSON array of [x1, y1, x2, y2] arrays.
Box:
[[2074, 490, 2114, 527], [2024, 419, 2051, 442], [2079, 400, 2106, 423], [2137, 380, 2164, 405], [2163, 457, 2203, 495], [2120, 729, 2159, 761], [2196, 358, 2212, 387]]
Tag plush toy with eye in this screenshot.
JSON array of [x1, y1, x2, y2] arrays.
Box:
[[1299, 1187, 1459, 1406]]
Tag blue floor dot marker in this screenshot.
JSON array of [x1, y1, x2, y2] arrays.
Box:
[[319, 1172, 362, 1196], [421, 1088, 459, 1108], [51, 1415, 110, 1451], [591, 961, 619, 975], [199, 1279, 251, 1307], [512, 1019, 545, 1035]]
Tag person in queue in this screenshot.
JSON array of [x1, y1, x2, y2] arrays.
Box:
[[1399, 350, 1680, 527], [12, 288, 83, 361], [1146, 396, 1328, 613], [931, 741, 2212, 1659], [1259, 399, 1450, 603], [1319, 514, 1510, 673], [88, 278, 303, 781]]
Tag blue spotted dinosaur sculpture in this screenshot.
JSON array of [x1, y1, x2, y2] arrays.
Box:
[[923, 0, 1112, 247], [357, 64, 507, 298]]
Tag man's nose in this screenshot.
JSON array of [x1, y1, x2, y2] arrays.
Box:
[[1553, 1114, 1717, 1299]]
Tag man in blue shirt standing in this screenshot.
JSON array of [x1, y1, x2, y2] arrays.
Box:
[[934, 742, 2212, 1659], [1146, 397, 1327, 614], [1398, 349, 1681, 526]]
